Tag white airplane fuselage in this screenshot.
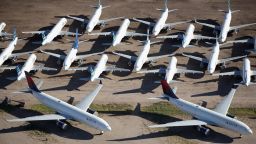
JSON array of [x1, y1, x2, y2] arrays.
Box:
[[87, 5, 102, 33], [134, 40, 151, 72], [219, 11, 232, 42], [112, 19, 130, 46], [0, 22, 6, 34], [0, 37, 18, 66], [242, 58, 251, 86], [207, 42, 220, 74], [182, 24, 195, 48], [90, 54, 108, 81], [17, 54, 37, 81], [42, 18, 67, 45], [152, 9, 168, 36], [31, 90, 111, 132], [167, 96, 252, 135], [63, 48, 78, 70], [165, 56, 177, 83]]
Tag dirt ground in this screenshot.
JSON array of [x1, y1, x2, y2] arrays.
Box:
[[0, 0, 256, 144]]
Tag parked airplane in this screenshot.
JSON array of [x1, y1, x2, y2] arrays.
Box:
[[213, 58, 256, 86], [0, 22, 12, 38], [133, 0, 189, 36], [89, 18, 148, 46], [149, 80, 253, 136], [195, 0, 256, 42], [0, 54, 57, 81], [0, 29, 31, 67], [138, 56, 203, 83], [182, 39, 246, 74], [40, 29, 103, 70], [7, 72, 111, 134], [157, 24, 216, 48], [67, 0, 123, 33], [69, 54, 130, 81], [228, 36, 256, 53], [22, 18, 77, 45], [112, 33, 173, 72]]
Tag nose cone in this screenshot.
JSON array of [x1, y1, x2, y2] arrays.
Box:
[[17, 74, 25, 81], [106, 125, 111, 131], [42, 40, 47, 46], [86, 26, 93, 33]]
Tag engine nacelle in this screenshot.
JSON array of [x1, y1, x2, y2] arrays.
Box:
[[196, 125, 210, 136], [56, 120, 68, 130], [87, 108, 97, 115]]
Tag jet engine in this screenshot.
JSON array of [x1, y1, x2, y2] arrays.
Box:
[[56, 120, 68, 130], [196, 125, 210, 136]]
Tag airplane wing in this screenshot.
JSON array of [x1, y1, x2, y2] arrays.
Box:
[[182, 53, 208, 63], [89, 32, 112, 36], [67, 66, 92, 71], [251, 71, 256, 76], [40, 49, 66, 60], [0, 32, 13, 37], [137, 68, 166, 74], [156, 35, 179, 39], [10, 51, 32, 58], [146, 54, 174, 62], [149, 120, 207, 128], [7, 114, 66, 122], [75, 81, 103, 111], [98, 17, 124, 25], [112, 51, 137, 62], [176, 68, 203, 74], [22, 31, 46, 34], [104, 66, 130, 72], [132, 18, 155, 27], [213, 85, 238, 115], [212, 70, 241, 76], [217, 55, 246, 64], [227, 39, 251, 44], [164, 20, 191, 28], [193, 34, 216, 40], [229, 23, 256, 31], [75, 51, 103, 61], [66, 15, 89, 23], [195, 20, 220, 30], [0, 66, 16, 70], [126, 31, 148, 37], [32, 65, 57, 71], [59, 31, 78, 36]]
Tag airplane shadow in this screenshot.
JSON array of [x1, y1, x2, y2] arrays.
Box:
[[0, 101, 94, 140]]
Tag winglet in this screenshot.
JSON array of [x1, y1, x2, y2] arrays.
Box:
[[25, 71, 40, 92], [160, 80, 178, 99]]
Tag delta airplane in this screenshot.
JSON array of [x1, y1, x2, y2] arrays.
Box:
[[157, 24, 216, 48], [0, 29, 31, 67], [149, 80, 253, 136], [67, 0, 123, 33], [182, 39, 246, 74], [89, 18, 148, 47], [7, 72, 111, 134], [0, 22, 12, 38], [133, 0, 189, 36], [69, 54, 130, 81], [22, 18, 77, 45], [138, 56, 203, 83], [228, 36, 256, 53], [195, 0, 256, 42], [213, 58, 256, 86], [40, 29, 103, 70], [112, 33, 173, 72], [0, 54, 57, 81]]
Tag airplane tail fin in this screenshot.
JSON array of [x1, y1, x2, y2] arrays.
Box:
[[146, 28, 150, 41], [25, 71, 40, 92], [227, 0, 231, 12], [15, 65, 22, 76], [160, 80, 178, 99], [73, 28, 79, 49], [12, 28, 16, 40], [165, 0, 168, 10]]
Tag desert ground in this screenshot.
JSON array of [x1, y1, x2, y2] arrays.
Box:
[[0, 0, 256, 144]]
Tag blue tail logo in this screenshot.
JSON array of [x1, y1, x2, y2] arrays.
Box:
[[15, 65, 22, 75], [73, 29, 79, 49]]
